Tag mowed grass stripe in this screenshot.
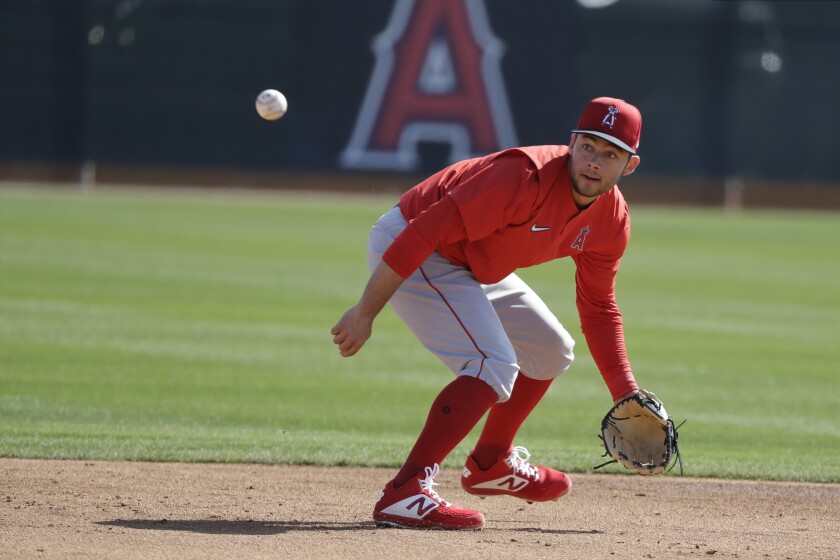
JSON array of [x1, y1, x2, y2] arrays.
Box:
[[1, 186, 838, 481]]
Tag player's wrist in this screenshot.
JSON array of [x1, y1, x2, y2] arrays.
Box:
[[614, 390, 638, 405], [352, 301, 379, 322]]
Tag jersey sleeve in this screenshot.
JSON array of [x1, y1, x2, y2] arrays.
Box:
[[572, 224, 639, 401], [382, 153, 536, 278], [382, 196, 465, 278]]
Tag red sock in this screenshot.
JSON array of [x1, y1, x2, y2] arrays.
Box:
[[471, 375, 554, 470], [392, 376, 497, 488]]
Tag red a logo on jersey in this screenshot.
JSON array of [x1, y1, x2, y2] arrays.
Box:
[[571, 226, 590, 251], [340, 0, 517, 171]]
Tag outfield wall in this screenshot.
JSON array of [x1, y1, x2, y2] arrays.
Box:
[[3, 162, 839, 211], [2, 0, 839, 207]]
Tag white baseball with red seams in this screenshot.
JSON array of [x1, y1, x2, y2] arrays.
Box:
[[255, 89, 287, 120]]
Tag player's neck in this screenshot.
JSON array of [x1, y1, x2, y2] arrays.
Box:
[[570, 187, 596, 210]]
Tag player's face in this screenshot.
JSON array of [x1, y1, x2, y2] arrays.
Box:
[[568, 134, 640, 207]]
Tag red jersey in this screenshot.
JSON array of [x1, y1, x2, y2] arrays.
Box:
[[382, 145, 637, 400]]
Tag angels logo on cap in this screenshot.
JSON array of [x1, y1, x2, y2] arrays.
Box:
[[572, 97, 642, 154], [602, 106, 619, 129]]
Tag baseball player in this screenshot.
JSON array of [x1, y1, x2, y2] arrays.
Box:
[[331, 97, 643, 530]]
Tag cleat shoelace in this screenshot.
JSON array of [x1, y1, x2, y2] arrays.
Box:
[[505, 446, 540, 481], [419, 463, 450, 506]]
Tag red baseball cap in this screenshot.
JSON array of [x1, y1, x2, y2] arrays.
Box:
[[572, 97, 642, 154]]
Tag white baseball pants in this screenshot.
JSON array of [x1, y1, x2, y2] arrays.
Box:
[[368, 206, 575, 402]]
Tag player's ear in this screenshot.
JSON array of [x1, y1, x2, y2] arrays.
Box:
[[623, 155, 641, 176]]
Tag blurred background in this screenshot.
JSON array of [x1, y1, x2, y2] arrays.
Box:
[[2, 0, 839, 208]]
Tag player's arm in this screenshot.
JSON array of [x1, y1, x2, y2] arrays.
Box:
[[331, 260, 405, 357], [332, 195, 467, 357], [332, 155, 530, 358], [572, 247, 640, 402]]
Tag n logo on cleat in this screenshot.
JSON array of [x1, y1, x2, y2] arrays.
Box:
[[381, 494, 440, 519], [407, 497, 438, 516], [471, 475, 529, 492], [497, 476, 528, 491]]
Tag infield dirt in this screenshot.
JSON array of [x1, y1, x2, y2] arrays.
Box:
[[2, 458, 838, 559]]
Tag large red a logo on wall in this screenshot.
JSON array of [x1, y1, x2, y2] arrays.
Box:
[[340, 0, 518, 171]]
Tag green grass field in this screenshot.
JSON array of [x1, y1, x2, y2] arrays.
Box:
[[1, 186, 838, 482]]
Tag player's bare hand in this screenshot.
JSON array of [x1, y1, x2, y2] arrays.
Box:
[[331, 305, 373, 357]]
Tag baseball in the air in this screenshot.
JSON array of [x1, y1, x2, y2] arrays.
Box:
[[255, 89, 288, 121]]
